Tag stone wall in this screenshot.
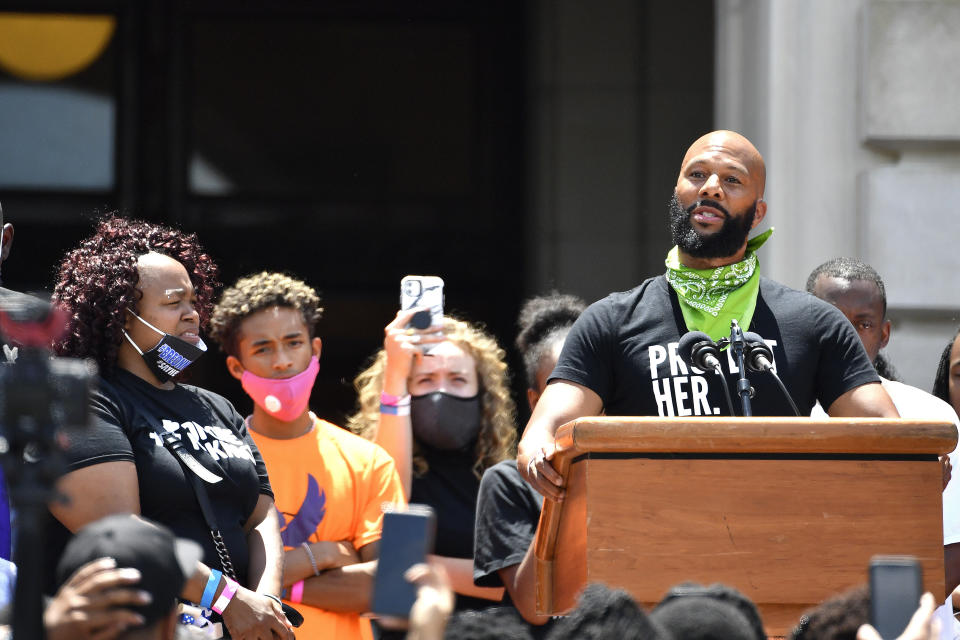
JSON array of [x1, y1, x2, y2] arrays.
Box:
[[715, 0, 960, 390]]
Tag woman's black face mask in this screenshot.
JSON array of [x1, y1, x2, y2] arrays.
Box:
[[410, 391, 483, 451], [123, 311, 206, 383]]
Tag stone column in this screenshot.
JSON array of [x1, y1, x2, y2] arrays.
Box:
[[714, 0, 960, 389], [525, 0, 643, 302]]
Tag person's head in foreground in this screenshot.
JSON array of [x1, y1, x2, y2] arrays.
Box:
[[52, 215, 218, 383], [649, 582, 766, 640], [209, 271, 324, 433], [545, 583, 667, 640], [790, 584, 869, 640], [55, 514, 201, 640], [349, 315, 516, 478], [442, 607, 534, 640]]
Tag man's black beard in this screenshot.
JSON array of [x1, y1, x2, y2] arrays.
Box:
[[668, 193, 757, 259]]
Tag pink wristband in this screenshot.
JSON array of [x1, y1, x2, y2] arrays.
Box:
[[211, 577, 239, 615], [380, 391, 411, 407], [290, 580, 305, 604]]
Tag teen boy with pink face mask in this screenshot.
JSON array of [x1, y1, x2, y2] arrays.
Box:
[[210, 272, 405, 640]]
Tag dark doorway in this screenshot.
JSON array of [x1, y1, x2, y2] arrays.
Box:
[[2, 1, 526, 424]]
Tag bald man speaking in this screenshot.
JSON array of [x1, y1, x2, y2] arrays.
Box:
[[518, 130, 898, 499]]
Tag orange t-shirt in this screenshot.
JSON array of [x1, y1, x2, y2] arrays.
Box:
[[251, 416, 405, 640]]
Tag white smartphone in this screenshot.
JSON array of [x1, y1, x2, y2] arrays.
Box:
[[400, 275, 444, 330]]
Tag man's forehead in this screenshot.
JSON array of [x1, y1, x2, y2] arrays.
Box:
[[682, 148, 750, 172], [815, 275, 883, 306], [683, 133, 760, 166], [238, 305, 308, 338], [680, 130, 765, 181]]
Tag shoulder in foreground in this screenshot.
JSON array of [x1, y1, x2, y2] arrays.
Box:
[[599, 276, 664, 305], [581, 275, 666, 318], [881, 379, 960, 423], [759, 277, 847, 315]]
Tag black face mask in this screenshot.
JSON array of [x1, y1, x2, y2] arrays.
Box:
[[123, 311, 206, 383], [410, 392, 483, 451]]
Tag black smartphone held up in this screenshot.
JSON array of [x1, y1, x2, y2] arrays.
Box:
[[370, 503, 437, 619], [869, 555, 923, 639]]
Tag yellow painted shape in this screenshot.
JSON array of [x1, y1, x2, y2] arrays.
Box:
[[0, 13, 115, 82]]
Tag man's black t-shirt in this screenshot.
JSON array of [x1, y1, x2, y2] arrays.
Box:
[[552, 276, 879, 416], [48, 369, 272, 589]]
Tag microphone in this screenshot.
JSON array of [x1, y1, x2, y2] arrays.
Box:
[[678, 331, 722, 372], [741, 330, 800, 416], [743, 331, 774, 372], [678, 331, 735, 416]]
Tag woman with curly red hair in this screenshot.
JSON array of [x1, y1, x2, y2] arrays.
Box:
[[48, 215, 293, 639]]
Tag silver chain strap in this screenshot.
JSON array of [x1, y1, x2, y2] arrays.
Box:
[[210, 529, 238, 581]]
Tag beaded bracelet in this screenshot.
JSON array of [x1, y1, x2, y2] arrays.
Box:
[[290, 580, 305, 604], [200, 569, 222, 609], [211, 577, 239, 615], [301, 541, 320, 576]]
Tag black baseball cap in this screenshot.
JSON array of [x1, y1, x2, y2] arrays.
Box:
[[56, 514, 202, 625]]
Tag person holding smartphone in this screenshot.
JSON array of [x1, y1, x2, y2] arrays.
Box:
[[209, 271, 406, 640], [347, 309, 515, 613]]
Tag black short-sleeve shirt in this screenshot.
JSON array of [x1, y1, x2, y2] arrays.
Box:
[[551, 276, 880, 417], [47, 369, 272, 589], [473, 460, 542, 588]]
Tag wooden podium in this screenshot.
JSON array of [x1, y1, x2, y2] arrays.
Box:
[[533, 417, 957, 636]]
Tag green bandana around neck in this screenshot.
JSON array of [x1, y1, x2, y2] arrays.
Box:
[[665, 228, 773, 342]]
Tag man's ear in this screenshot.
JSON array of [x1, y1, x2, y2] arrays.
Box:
[[751, 199, 767, 229], [312, 336, 322, 359], [226, 354, 245, 381], [526, 388, 540, 413], [880, 319, 891, 350], [0, 224, 13, 262]]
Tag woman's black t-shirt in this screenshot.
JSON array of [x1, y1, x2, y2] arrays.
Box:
[[47, 369, 272, 590], [410, 445, 497, 612]]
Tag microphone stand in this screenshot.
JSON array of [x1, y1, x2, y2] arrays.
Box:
[[729, 319, 753, 417]]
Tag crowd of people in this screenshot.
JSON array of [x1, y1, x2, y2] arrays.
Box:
[[0, 130, 957, 639]]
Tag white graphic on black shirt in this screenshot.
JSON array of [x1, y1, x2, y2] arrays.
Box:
[[148, 419, 256, 463], [647, 339, 777, 417]]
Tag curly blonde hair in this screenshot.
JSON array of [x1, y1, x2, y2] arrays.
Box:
[[209, 271, 323, 357], [347, 316, 517, 479]]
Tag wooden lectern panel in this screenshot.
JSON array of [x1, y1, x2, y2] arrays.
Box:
[[534, 418, 957, 637]]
